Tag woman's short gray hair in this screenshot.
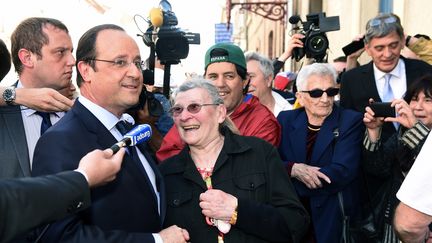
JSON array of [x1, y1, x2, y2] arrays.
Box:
[[171, 78, 239, 134], [296, 63, 337, 91], [171, 78, 224, 105]]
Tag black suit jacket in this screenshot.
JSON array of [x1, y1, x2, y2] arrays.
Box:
[[0, 105, 31, 179], [0, 171, 89, 243], [32, 101, 165, 243], [340, 57, 432, 142]]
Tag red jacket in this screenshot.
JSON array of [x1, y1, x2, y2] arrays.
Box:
[[156, 95, 281, 162]]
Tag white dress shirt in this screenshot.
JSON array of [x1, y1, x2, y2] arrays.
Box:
[[373, 58, 407, 101]]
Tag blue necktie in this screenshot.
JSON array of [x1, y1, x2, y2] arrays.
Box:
[[36, 112, 52, 135], [382, 74, 399, 130], [116, 120, 158, 198], [383, 74, 394, 102]]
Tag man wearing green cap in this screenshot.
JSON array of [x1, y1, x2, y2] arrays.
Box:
[[156, 42, 281, 162]]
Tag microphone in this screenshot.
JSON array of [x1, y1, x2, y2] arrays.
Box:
[[149, 7, 163, 28], [289, 15, 301, 25], [110, 124, 152, 153]]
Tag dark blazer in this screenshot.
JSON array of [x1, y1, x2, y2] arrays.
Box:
[[160, 128, 309, 243], [0, 105, 31, 179], [0, 171, 90, 243], [277, 106, 364, 243], [32, 101, 165, 243], [340, 57, 432, 142]]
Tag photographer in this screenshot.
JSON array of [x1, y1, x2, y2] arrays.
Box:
[[362, 75, 432, 242]]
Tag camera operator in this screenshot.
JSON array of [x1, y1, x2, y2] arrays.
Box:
[[273, 33, 304, 76]]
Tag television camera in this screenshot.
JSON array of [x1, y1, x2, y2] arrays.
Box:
[[289, 12, 340, 63], [136, 0, 200, 98], [130, 0, 200, 116]]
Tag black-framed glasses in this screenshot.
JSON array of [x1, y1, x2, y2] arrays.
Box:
[[369, 16, 397, 27], [301, 88, 339, 98], [169, 103, 219, 117], [89, 58, 145, 71]]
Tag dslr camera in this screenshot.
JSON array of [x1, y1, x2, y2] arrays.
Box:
[[289, 12, 340, 62]]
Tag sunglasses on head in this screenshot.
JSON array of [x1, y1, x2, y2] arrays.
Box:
[[301, 88, 339, 98], [369, 16, 397, 27], [169, 103, 218, 117]]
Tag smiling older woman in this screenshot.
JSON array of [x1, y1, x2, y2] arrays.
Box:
[[159, 78, 309, 243], [277, 63, 365, 243]]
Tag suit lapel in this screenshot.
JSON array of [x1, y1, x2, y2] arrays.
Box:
[[311, 108, 339, 164], [362, 62, 382, 102], [3, 106, 31, 176], [137, 143, 166, 224], [288, 112, 308, 163]]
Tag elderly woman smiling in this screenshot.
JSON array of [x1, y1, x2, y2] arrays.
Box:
[[277, 63, 365, 243], [159, 78, 309, 243]]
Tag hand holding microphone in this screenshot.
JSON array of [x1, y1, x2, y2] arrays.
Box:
[[110, 124, 152, 153]]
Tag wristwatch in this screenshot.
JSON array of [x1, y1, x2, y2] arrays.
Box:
[[2, 87, 16, 105]]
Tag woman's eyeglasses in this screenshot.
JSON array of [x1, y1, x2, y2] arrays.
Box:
[[301, 88, 339, 98], [169, 103, 218, 117]]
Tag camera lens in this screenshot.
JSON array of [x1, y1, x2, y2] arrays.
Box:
[[308, 35, 328, 53]]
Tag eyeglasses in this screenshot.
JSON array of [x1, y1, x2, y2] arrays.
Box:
[[369, 16, 397, 27], [89, 58, 145, 71], [301, 88, 339, 98], [169, 103, 219, 117]]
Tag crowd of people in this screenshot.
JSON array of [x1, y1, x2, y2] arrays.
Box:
[[1, 10, 432, 243]]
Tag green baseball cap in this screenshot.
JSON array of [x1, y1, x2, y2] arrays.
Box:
[[204, 43, 246, 70]]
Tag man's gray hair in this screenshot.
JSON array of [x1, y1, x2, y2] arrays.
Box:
[[296, 63, 337, 91], [364, 13, 404, 44], [244, 51, 274, 80]]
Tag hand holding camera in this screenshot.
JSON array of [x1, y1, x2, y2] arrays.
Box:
[[289, 12, 340, 63]]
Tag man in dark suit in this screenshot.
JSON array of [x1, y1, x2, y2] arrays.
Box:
[[1, 148, 125, 243], [340, 13, 432, 143], [0, 18, 75, 180], [32, 24, 188, 243], [340, 13, 432, 231]]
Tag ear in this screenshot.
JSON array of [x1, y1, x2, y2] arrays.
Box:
[[18, 49, 34, 68], [364, 43, 373, 56], [77, 61, 91, 83], [296, 92, 305, 107], [266, 75, 273, 88], [217, 104, 227, 124]]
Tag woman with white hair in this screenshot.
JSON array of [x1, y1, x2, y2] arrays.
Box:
[[277, 63, 365, 243]]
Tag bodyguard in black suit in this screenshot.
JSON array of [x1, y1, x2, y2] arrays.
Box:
[[0, 18, 75, 180], [32, 24, 188, 243], [340, 13, 432, 143], [1, 148, 125, 243]]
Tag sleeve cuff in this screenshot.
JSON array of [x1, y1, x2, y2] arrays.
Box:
[[153, 233, 163, 243], [401, 121, 430, 149], [363, 130, 381, 152], [285, 162, 295, 176], [73, 169, 89, 185]]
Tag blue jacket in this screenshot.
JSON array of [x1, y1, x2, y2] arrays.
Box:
[[277, 105, 364, 243]]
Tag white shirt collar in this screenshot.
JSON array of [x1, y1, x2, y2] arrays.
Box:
[[373, 58, 405, 80], [77, 96, 135, 131]]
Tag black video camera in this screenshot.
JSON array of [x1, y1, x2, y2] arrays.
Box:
[[289, 12, 340, 63], [142, 0, 200, 65]]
